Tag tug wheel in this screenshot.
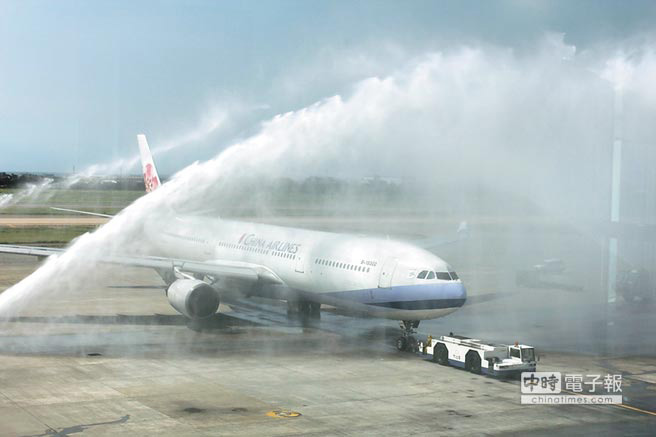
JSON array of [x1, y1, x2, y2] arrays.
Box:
[[466, 351, 482, 374], [434, 343, 449, 365]]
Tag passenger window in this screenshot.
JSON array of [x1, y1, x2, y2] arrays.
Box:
[[417, 270, 428, 279], [426, 271, 435, 280]]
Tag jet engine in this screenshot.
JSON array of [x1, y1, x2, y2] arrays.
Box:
[[166, 279, 220, 319]]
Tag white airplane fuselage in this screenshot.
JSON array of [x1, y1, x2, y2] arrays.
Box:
[[146, 215, 467, 321]]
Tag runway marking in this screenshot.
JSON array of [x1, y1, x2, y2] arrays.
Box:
[[562, 389, 656, 417], [266, 410, 302, 418], [612, 402, 656, 417]]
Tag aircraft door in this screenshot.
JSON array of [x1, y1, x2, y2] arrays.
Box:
[[295, 254, 305, 273], [378, 258, 398, 288]]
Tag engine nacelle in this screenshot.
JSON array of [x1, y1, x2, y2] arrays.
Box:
[[166, 279, 220, 319]]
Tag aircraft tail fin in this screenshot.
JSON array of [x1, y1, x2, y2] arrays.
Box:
[[137, 134, 161, 192]]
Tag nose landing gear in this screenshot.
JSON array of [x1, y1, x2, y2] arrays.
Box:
[[396, 320, 420, 352]]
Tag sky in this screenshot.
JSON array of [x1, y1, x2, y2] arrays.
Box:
[[1, 0, 655, 174]]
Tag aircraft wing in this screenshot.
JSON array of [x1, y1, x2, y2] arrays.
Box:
[[0, 244, 283, 285], [50, 207, 115, 218], [416, 221, 469, 250], [0, 244, 68, 257]]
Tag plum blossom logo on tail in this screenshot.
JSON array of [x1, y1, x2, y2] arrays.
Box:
[[144, 163, 159, 192]]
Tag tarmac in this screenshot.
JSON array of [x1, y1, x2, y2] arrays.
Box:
[[0, 215, 655, 436]]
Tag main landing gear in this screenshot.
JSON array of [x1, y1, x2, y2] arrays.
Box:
[[287, 300, 321, 321], [396, 320, 420, 352]]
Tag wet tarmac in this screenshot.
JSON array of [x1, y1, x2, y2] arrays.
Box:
[[1, 215, 655, 435]]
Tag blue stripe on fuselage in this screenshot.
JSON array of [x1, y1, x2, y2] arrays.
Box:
[[323, 282, 467, 311]]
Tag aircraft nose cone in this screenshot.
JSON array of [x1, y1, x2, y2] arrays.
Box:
[[427, 281, 466, 308], [452, 282, 467, 307]]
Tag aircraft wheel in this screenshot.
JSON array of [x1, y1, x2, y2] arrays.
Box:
[[396, 336, 407, 352], [287, 301, 300, 319], [309, 302, 321, 319], [406, 335, 418, 353]]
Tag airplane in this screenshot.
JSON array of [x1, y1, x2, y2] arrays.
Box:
[[0, 135, 467, 352]]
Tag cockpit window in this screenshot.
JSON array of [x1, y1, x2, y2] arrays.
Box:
[[417, 270, 428, 279], [426, 271, 435, 279], [449, 271, 459, 280], [436, 272, 451, 280]]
